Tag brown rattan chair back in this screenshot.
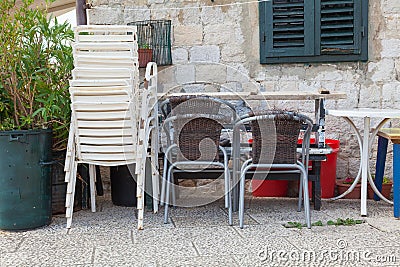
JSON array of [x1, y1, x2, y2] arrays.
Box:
[[250, 110, 310, 164], [167, 95, 234, 161]]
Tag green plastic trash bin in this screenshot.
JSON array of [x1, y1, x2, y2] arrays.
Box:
[[0, 129, 52, 230]]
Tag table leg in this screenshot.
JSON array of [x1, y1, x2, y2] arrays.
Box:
[[393, 144, 400, 218], [361, 117, 370, 216], [374, 136, 388, 201], [313, 161, 321, 211]]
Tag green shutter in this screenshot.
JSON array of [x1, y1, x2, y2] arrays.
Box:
[[259, 0, 368, 63], [262, 0, 314, 58], [317, 0, 362, 55]]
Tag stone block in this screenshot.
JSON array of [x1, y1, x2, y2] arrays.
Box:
[[382, 1, 400, 13], [201, 6, 224, 25], [195, 64, 227, 84], [190, 45, 220, 63], [87, 7, 124, 25], [226, 64, 250, 83], [172, 48, 189, 64], [182, 7, 201, 25], [368, 58, 395, 82], [204, 25, 231, 45], [382, 82, 400, 108], [221, 45, 246, 63], [176, 64, 195, 84], [123, 8, 150, 23], [174, 25, 203, 46], [381, 39, 400, 58], [221, 82, 243, 92]]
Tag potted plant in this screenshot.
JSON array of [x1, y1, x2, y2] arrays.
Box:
[[336, 176, 392, 199], [0, 0, 73, 230], [138, 43, 153, 68]]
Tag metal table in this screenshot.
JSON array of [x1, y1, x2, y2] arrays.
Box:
[[327, 108, 400, 216], [159, 90, 347, 211]]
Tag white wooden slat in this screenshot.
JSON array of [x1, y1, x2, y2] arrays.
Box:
[[80, 144, 136, 153], [80, 153, 136, 161], [78, 136, 134, 145], [75, 25, 137, 32], [74, 110, 131, 120], [74, 51, 137, 58], [69, 90, 132, 98], [70, 85, 131, 92], [74, 62, 138, 69], [76, 34, 136, 43], [74, 58, 137, 68], [77, 128, 133, 137], [69, 79, 130, 87], [71, 96, 131, 104], [73, 42, 136, 51], [73, 102, 131, 112], [76, 120, 135, 129], [72, 67, 135, 80]]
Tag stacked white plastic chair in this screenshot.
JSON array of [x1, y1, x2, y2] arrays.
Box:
[[64, 25, 159, 230]]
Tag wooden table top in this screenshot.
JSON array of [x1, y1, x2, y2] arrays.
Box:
[[378, 128, 400, 143], [157, 91, 347, 101]]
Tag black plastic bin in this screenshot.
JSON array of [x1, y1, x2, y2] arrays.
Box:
[[110, 165, 137, 207]]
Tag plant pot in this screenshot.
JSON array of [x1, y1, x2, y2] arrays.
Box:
[[0, 129, 52, 230], [138, 48, 153, 67], [336, 180, 392, 199]]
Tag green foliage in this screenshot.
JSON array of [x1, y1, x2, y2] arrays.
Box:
[[0, 0, 73, 150], [284, 218, 365, 228], [138, 43, 150, 49]]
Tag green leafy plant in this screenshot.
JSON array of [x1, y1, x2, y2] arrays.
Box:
[[284, 218, 365, 228], [326, 218, 365, 226], [139, 43, 151, 49], [0, 0, 73, 150], [342, 175, 392, 185]]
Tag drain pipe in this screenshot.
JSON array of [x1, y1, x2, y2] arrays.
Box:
[[75, 0, 88, 25]]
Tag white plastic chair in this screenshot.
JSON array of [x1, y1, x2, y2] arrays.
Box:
[[65, 25, 158, 230]]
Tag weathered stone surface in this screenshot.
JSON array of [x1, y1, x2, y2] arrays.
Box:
[[88, 0, 400, 180], [226, 64, 250, 83], [381, 39, 400, 58], [148, 0, 165, 4], [195, 64, 227, 84], [382, 82, 400, 108], [384, 15, 400, 38], [182, 7, 201, 25], [368, 58, 396, 82], [203, 24, 235, 45], [190, 46, 220, 63], [88, 7, 124, 24], [174, 25, 203, 46], [172, 48, 189, 64], [221, 82, 243, 92], [221, 45, 246, 63], [382, 0, 400, 13], [201, 6, 224, 25], [123, 7, 150, 23], [176, 64, 195, 84]]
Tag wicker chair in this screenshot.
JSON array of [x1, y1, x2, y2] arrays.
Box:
[[161, 95, 236, 225], [233, 110, 313, 229]]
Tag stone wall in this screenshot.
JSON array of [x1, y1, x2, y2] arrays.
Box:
[[88, 0, 400, 179]]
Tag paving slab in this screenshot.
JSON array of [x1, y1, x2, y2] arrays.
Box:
[[1, 195, 400, 266]]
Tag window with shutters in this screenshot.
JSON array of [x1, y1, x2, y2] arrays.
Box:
[[259, 0, 368, 64]]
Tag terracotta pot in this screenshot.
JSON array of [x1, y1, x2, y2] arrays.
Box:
[[336, 181, 392, 199], [138, 48, 153, 67]]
